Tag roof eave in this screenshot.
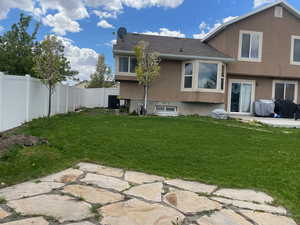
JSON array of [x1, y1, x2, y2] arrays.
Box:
[[113, 49, 235, 62]]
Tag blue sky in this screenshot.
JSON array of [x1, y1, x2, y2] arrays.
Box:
[[0, 0, 300, 82]]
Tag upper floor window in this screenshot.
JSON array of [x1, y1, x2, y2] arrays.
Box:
[[182, 61, 226, 92], [238, 30, 263, 62], [290, 36, 300, 65], [118, 56, 137, 74]]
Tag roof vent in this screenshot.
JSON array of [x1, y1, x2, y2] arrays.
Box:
[[274, 6, 283, 18]]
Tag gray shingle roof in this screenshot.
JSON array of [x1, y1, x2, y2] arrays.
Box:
[[113, 33, 233, 61]]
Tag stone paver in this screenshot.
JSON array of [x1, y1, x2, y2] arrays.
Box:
[[196, 209, 253, 225], [65, 222, 95, 225], [124, 171, 164, 184], [40, 168, 83, 183], [214, 188, 273, 204], [212, 197, 287, 215], [0, 181, 64, 201], [99, 198, 185, 225], [124, 182, 163, 202], [163, 190, 221, 215], [0, 208, 11, 219], [1, 217, 49, 225], [240, 210, 298, 225], [7, 194, 92, 223], [0, 163, 296, 225], [165, 179, 217, 194], [62, 184, 124, 204], [81, 173, 130, 192], [77, 162, 124, 178]]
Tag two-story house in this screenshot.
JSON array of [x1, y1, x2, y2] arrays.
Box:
[[113, 0, 300, 116]]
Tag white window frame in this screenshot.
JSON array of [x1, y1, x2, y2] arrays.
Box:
[[238, 30, 263, 62], [290, 35, 300, 65], [155, 105, 178, 116], [181, 60, 225, 93], [116, 55, 137, 76], [272, 80, 298, 103], [227, 79, 256, 115]]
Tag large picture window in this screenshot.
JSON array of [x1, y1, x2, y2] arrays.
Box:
[[273, 80, 298, 103], [182, 61, 225, 92], [118, 56, 137, 73], [290, 36, 300, 65], [238, 30, 263, 62]]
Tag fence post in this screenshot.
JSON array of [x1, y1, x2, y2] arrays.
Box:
[[65, 86, 69, 113], [25, 75, 31, 121], [0, 73, 3, 131]]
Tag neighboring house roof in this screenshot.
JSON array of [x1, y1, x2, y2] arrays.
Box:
[[113, 33, 234, 62], [202, 0, 300, 42]]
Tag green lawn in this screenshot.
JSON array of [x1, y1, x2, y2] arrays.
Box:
[[0, 109, 300, 223]]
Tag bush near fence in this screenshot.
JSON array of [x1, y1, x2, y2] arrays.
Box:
[[0, 73, 119, 132]]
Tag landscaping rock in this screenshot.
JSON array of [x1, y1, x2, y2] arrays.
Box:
[[212, 197, 287, 215], [62, 184, 124, 204], [124, 182, 163, 202], [124, 171, 164, 184], [77, 162, 124, 177], [40, 168, 83, 183], [163, 190, 221, 215], [0, 181, 64, 201], [99, 198, 185, 225], [214, 188, 273, 204], [240, 210, 297, 225], [81, 173, 130, 192], [1, 217, 49, 225], [7, 194, 92, 223], [0, 208, 11, 219], [165, 179, 217, 194], [196, 209, 253, 225]]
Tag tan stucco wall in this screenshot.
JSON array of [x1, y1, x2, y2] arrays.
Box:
[[119, 60, 225, 103], [208, 6, 300, 78], [224, 74, 300, 110]]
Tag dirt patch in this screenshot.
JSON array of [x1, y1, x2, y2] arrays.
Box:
[[0, 134, 47, 157]]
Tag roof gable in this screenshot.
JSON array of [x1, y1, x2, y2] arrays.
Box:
[[202, 0, 300, 42]]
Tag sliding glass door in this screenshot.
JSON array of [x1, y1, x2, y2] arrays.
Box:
[[229, 80, 255, 114]]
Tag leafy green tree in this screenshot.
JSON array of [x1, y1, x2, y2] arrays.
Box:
[[33, 35, 78, 117], [134, 41, 160, 115], [87, 54, 115, 88], [0, 13, 40, 76]]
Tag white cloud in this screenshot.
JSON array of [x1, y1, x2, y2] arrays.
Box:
[[254, 0, 276, 8], [97, 19, 114, 28], [0, 0, 34, 20], [193, 16, 237, 40], [121, 0, 184, 9], [57, 36, 99, 81], [143, 28, 185, 38], [93, 10, 118, 19], [42, 13, 81, 35], [104, 39, 117, 47], [39, 0, 89, 20]]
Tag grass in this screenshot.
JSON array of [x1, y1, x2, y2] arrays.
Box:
[[0, 109, 300, 222]]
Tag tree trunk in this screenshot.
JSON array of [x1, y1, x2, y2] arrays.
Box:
[[143, 85, 148, 115], [48, 84, 52, 118]]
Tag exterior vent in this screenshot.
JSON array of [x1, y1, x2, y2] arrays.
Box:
[[274, 6, 283, 18]]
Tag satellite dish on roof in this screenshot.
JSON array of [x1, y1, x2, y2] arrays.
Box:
[[117, 27, 127, 40]]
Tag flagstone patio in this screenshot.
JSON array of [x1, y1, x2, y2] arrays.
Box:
[[0, 162, 297, 225]]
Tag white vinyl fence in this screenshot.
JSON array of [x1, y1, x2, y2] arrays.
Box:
[[0, 73, 119, 132]]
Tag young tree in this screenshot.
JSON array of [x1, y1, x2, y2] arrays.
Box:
[[33, 35, 78, 117], [87, 54, 114, 88], [0, 13, 40, 76], [134, 41, 161, 115]]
